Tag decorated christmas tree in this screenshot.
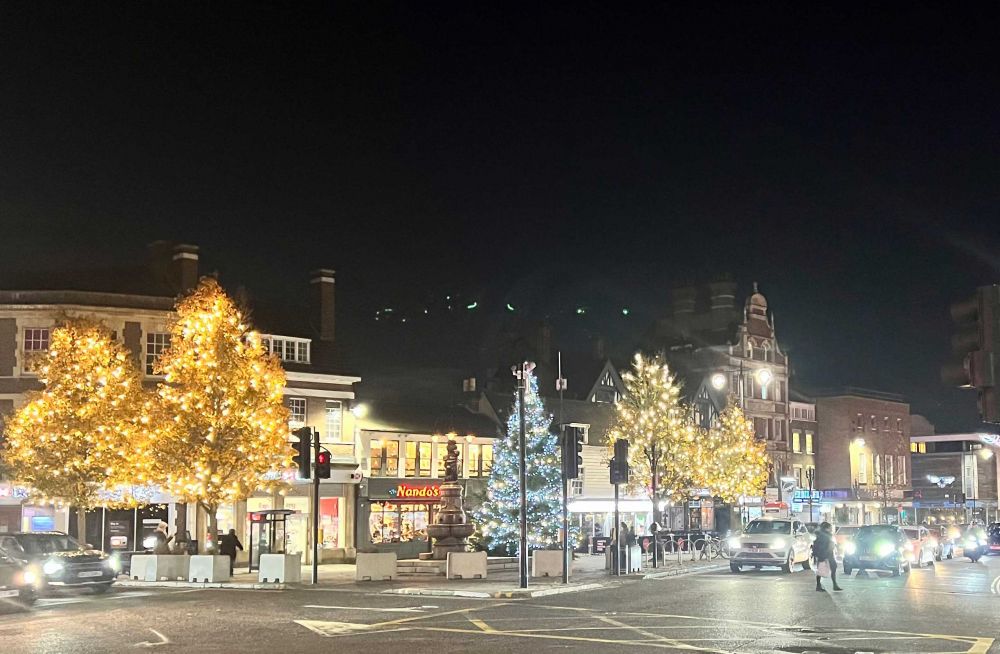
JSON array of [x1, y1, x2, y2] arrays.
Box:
[[695, 401, 769, 503], [473, 370, 568, 554]]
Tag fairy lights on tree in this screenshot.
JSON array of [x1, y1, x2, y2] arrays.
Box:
[[1, 319, 152, 544], [606, 353, 699, 525], [473, 370, 570, 554], [150, 278, 291, 548], [695, 402, 769, 504]]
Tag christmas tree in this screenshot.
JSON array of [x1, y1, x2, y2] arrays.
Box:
[[473, 369, 568, 554], [695, 401, 769, 503]]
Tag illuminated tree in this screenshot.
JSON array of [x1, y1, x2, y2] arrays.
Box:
[[151, 278, 291, 548], [695, 402, 769, 504], [473, 370, 569, 554], [606, 353, 698, 525], [1, 319, 152, 544]]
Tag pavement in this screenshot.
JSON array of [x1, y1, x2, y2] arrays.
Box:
[[2, 554, 999, 653]]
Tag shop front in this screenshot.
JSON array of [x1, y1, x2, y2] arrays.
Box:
[[360, 478, 479, 560]]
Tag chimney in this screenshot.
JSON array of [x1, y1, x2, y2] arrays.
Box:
[[310, 269, 336, 342], [707, 281, 737, 313], [171, 244, 200, 293], [670, 286, 697, 316]]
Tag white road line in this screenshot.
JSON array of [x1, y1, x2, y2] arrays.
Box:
[[134, 628, 170, 648], [303, 605, 429, 613]]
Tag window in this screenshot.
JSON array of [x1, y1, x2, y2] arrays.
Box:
[[145, 332, 171, 375], [287, 397, 307, 425], [885, 455, 894, 485], [325, 400, 342, 442], [793, 465, 803, 487], [22, 328, 50, 373], [792, 431, 801, 453], [869, 415, 876, 430], [571, 469, 584, 496], [873, 454, 882, 482], [385, 441, 399, 475], [468, 443, 494, 477], [370, 441, 385, 476], [918, 442, 926, 454], [883, 416, 890, 431], [858, 454, 867, 484], [896, 455, 907, 485], [896, 418, 903, 432], [910, 442, 917, 453], [369, 439, 399, 476], [856, 413, 864, 431], [805, 432, 814, 454], [260, 334, 311, 364], [404, 442, 432, 478], [368, 502, 430, 543], [753, 417, 767, 440]]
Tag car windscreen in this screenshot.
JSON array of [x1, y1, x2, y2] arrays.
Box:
[[743, 521, 791, 535], [856, 526, 898, 541], [836, 527, 858, 535], [902, 529, 919, 539], [14, 534, 81, 554]]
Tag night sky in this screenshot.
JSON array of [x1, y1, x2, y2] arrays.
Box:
[[2, 3, 999, 431]]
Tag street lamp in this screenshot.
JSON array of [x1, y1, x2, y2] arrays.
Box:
[[853, 437, 866, 448], [511, 361, 535, 590], [710, 373, 727, 390], [755, 368, 773, 386]]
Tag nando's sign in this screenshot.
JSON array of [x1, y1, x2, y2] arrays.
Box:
[[387, 483, 442, 500]]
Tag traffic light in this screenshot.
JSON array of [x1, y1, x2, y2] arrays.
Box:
[[610, 438, 629, 485], [315, 448, 331, 479], [942, 284, 1000, 423], [292, 426, 312, 479], [561, 425, 585, 479]]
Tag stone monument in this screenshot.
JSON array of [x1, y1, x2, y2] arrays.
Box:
[[424, 438, 474, 560]]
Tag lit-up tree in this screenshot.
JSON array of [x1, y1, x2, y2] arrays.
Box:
[[151, 278, 291, 549], [1, 319, 152, 544], [695, 402, 769, 504], [473, 370, 568, 554], [606, 353, 698, 525]]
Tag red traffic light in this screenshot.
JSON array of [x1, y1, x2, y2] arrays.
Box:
[[317, 452, 330, 464]]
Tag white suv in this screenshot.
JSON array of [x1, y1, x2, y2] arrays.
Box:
[[728, 518, 813, 573]]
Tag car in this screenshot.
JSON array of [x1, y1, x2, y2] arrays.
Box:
[[833, 525, 861, 558], [929, 525, 957, 560], [900, 526, 937, 567], [843, 525, 911, 576], [0, 532, 120, 594], [727, 518, 813, 574], [0, 553, 37, 608], [987, 523, 1000, 555]]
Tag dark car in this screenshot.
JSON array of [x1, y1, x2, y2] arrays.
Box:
[[0, 553, 36, 607], [842, 525, 911, 576], [987, 523, 1000, 556], [0, 532, 119, 594]]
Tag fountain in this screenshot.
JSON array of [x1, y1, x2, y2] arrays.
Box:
[[423, 438, 475, 560]]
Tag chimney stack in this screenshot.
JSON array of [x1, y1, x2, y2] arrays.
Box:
[[171, 244, 200, 293], [670, 286, 697, 316], [310, 269, 336, 342]]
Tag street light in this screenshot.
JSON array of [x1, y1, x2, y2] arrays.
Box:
[[755, 368, 773, 386], [853, 437, 866, 448], [710, 372, 727, 390]]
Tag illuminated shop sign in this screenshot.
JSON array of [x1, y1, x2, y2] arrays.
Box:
[[387, 484, 442, 499]]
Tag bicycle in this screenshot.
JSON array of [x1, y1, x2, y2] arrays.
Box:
[[695, 534, 731, 560]]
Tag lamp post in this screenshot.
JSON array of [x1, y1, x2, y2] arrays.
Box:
[[512, 361, 535, 590]]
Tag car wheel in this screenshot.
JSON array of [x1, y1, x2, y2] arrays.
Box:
[[730, 562, 742, 573], [891, 563, 901, 577], [935, 553, 942, 562], [781, 552, 793, 574], [92, 583, 112, 595], [843, 562, 853, 575], [802, 556, 812, 571]]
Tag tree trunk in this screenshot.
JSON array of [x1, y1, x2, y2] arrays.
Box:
[[76, 507, 88, 547], [202, 503, 219, 553], [650, 450, 661, 527]]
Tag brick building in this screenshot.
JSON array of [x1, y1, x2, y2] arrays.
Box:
[[814, 389, 912, 525]]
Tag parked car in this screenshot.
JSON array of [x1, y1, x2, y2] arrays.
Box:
[[0, 554, 36, 608], [0, 532, 119, 594], [727, 518, 812, 573], [843, 525, 911, 576], [900, 526, 937, 567]]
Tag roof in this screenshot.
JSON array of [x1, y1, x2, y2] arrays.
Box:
[[359, 400, 500, 438], [811, 387, 907, 403]]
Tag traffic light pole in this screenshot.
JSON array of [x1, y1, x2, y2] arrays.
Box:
[[312, 427, 320, 586], [518, 368, 528, 590], [562, 473, 569, 584], [613, 480, 620, 576]]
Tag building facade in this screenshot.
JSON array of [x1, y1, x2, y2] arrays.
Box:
[[814, 389, 912, 525], [909, 433, 999, 525], [0, 244, 361, 563]]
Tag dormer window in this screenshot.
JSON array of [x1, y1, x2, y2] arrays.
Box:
[[260, 334, 310, 364]]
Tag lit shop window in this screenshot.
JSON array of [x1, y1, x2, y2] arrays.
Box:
[[22, 328, 50, 373], [369, 502, 430, 543]]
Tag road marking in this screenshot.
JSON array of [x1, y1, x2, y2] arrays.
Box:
[[294, 620, 376, 637], [303, 605, 428, 613], [468, 618, 494, 632], [990, 576, 1000, 595], [134, 628, 170, 648]]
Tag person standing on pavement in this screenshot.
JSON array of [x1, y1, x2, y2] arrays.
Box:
[[219, 528, 243, 575], [812, 521, 842, 591], [151, 522, 173, 555]]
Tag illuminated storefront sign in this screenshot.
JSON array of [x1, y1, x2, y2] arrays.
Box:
[[387, 483, 442, 500], [0, 484, 30, 500]]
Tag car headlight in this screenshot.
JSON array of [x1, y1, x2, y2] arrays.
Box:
[[904, 541, 914, 551], [927, 538, 938, 548], [106, 554, 122, 573], [727, 537, 741, 549], [876, 542, 895, 558], [844, 542, 857, 555], [772, 538, 787, 550], [42, 559, 64, 576], [18, 569, 38, 586]]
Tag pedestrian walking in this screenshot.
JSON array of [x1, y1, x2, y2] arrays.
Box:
[[219, 528, 244, 575], [812, 521, 842, 591], [151, 521, 173, 555]]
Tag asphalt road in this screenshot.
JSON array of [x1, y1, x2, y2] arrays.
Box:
[[1, 555, 998, 653]]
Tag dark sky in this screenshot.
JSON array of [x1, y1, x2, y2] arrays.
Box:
[[2, 3, 999, 431]]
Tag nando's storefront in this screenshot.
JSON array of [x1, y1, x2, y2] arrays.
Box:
[[358, 478, 485, 560]]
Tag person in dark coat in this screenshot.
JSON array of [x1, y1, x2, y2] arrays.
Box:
[[219, 529, 244, 574], [811, 521, 842, 591]]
